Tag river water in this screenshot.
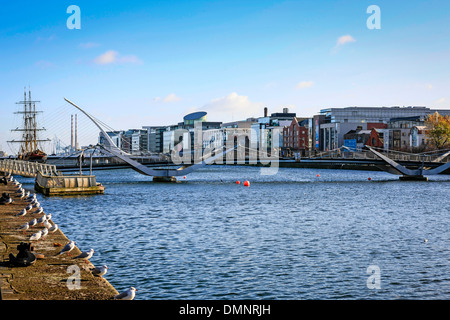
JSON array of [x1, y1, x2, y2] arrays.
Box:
[[19, 166, 450, 300]]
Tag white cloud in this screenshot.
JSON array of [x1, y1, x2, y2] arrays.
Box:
[[93, 50, 142, 65], [296, 81, 314, 90], [201, 92, 265, 121], [425, 84, 433, 90], [94, 50, 118, 64], [336, 35, 356, 46], [163, 93, 182, 103], [435, 97, 446, 104]]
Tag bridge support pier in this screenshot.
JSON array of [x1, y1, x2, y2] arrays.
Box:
[[399, 175, 428, 181], [152, 176, 177, 183]]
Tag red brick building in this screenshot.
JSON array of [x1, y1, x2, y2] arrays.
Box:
[[282, 117, 309, 156]]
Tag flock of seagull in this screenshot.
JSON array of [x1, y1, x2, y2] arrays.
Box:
[[4, 174, 137, 300]]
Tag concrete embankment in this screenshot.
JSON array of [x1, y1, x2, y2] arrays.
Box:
[[0, 175, 119, 300]]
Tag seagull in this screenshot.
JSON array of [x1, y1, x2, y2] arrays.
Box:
[[32, 201, 40, 209], [73, 248, 94, 264], [18, 222, 29, 234], [91, 265, 108, 279], [33, 207, 44, 215], [58, 240, 76, 256], [28, 218, 37, 228], [3, 198, 13, 205], [49, 224, 58, 233], [43, 219, 52, 229], [37, 215, 47, 225], [16, 209, 27, 218], [114, 287, 137, 300], [29, 230, 42, 241], [41, 227, 48, 240], [25, 204, 33, 211], [46, 213, 52, 221], [424, 238, 428, 243], [24, 191, 30, 198]]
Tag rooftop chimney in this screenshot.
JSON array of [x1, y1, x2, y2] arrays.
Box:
[[264, 107, 268, 117]]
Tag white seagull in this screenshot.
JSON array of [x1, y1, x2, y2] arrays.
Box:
[[58, 240, 76, 256], [91, 265, 108, 278], [25, 204, 33, 211], [33, 207, 44, 215], [29, 230, 42, 241], [16, 208, 27, 218], [74, 248, 95, 264], [18, 222, 29, 234], [114, 287, 137, 300], [37, 215, 47, 225], [46, 213, 52, 221], [49, 224, 58, 233], [28, 218, 37, 228], [43, 219, 52, 229], [41, 227, 48, 239]]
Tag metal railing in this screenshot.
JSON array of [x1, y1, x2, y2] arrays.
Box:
[[0, 159, 58, 178], [311, 146, 450, 163], [35, 171, 97, 189]]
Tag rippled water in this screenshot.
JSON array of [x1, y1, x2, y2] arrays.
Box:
[[19, 166, 450, 299]]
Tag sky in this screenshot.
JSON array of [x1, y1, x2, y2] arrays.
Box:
[[1, 0, 450, 154]]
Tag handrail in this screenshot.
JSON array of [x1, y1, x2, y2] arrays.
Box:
[[0, 159, 58, 178]]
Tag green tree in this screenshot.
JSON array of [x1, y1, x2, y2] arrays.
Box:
[[425, 112, 450, 149]]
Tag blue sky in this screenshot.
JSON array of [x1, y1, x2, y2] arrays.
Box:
[[1, 0, 450, 154]]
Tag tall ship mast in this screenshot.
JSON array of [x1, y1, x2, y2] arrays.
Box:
[[7, 88, 50, 162]]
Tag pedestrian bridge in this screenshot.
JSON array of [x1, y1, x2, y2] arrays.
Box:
[[3, 98, 449, 182], [0, 159, 58, 178]]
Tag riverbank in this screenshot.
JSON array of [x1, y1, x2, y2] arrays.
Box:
[[0, 175, 118, 300]]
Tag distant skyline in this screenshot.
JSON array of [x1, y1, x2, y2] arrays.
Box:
[[1, 0, 450, 154]]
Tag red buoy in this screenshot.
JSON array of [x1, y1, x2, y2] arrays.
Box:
[[236, 181, 240, 185], [316, 174, 320, 177], [368, 177, 372, 181], [183, 176, 186, 179], [244, 180, 250, 187]]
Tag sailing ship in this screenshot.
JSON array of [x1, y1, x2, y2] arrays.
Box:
[[7, 88, 50, 162]]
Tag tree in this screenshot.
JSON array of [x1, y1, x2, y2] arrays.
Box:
[[425, 112, 450, 149]]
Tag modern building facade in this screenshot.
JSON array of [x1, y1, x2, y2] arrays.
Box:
[[318, 106, 450, 151]]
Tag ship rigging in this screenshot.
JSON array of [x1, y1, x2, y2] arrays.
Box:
[[7, 88, 50, 162]]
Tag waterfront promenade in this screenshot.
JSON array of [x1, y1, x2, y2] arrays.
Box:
[[0, 175, 118, 300]]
